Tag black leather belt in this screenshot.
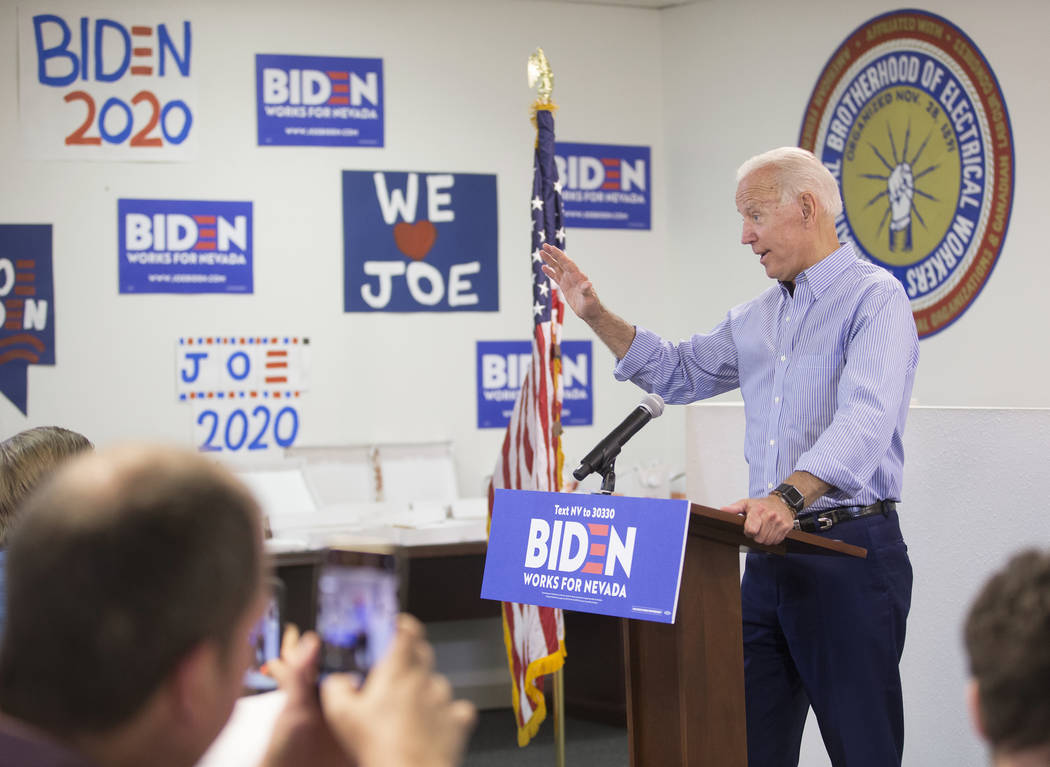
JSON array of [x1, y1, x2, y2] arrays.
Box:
[[792, 500, 896, 533]]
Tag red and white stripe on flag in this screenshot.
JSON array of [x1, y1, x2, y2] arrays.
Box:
[[489, 295, 567, 746]]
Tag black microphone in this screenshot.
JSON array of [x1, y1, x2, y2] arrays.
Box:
[[573, 393, 665, 481]]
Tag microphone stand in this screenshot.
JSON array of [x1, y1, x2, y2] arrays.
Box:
[[577, 445, 619, 495], [596, 458, 616, 495]]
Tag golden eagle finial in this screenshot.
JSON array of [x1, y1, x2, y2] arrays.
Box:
[[528, 47, 555, 108]]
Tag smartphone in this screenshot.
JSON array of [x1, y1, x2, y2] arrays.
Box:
[[314, 547, 399, 678], [243, 577, 285, 693]]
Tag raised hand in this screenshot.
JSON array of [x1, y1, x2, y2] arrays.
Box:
[[540, 243, 602, 322], [540, 242, 636, 359]]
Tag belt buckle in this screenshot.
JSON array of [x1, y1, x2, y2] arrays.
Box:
[[792, 515, 835, 533]]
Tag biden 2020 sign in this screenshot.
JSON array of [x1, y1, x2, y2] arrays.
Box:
[[482, 489, 690, 623], [19, 9, 197, 161]]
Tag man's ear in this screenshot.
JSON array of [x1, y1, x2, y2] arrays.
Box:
[[167, 640, 222, 726], [799, 192, 817, 225], [967, 678, 988, 740]]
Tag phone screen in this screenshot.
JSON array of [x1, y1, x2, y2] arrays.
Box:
[[316, 549, 399, 677], [243, 578, 284, 692]]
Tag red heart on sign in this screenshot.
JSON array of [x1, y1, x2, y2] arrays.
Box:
[[393, 221, 437, 261]]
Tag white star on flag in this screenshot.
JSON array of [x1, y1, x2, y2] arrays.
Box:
[[555, 227, 566, 243], [531, 196, 544, 211], [532, 301, 544, 316], [537, 280, 550, 297], [553, 179, 563, 193], [532, 248, 542, 262]]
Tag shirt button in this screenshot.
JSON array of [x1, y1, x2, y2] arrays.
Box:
[[774, 396, 780, 403], [785, 316, 791, 322], [769, 439, 776, 446], [767, 482, 774, 489], [780, 355, 786, 362]]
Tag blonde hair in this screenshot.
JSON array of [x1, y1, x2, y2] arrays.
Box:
[[737, 147, 843, 218], [0, 426, 92, 544]]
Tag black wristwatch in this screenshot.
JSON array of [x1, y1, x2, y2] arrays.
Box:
[[771, 483, 805, 517]]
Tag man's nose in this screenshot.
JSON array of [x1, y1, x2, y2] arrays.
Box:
[[741, 223, 755, 245]]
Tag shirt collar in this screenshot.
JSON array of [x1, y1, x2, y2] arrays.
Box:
[[0, 715, 99, 767], [789, 242, 857, 301]]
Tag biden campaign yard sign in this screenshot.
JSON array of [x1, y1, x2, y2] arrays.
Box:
[[555, 143, 650, 230], [483, 489, 690, 623], [342, 171, 498, 312], [476, 339, 592, 428], [118, 199, 253, 293], [256, 54, 383, 147]]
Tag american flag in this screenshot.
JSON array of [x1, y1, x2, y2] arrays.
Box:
[[488, 106, 567, 747]]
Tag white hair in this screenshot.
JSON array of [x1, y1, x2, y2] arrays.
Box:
[[736, 147, 843, 218]]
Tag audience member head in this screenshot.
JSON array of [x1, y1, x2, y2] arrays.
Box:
[[964, 548, 1050, 764], [0, 425, 92, 545], [0, 444, 265, 767]]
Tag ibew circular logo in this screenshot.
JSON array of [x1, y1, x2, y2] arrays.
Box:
[[799, 10, 1014, 338]]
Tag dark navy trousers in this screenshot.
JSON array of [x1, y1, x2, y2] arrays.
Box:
[[741, 509, 912, 767]]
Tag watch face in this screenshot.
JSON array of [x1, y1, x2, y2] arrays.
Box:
[[776, 484, 804, 512]]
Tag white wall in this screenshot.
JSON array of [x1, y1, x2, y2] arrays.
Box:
[[687, 404, 1050, 767], [0, 0, 674, 495]]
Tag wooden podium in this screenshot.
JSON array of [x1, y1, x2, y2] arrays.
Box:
[[623, 503, 866, 766]]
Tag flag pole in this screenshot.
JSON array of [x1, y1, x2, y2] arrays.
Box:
[[528, 47, 566, 767], [554, 667, 566, 767]]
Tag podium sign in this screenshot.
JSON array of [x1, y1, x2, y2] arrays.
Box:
[[482, 489, 690, 623]]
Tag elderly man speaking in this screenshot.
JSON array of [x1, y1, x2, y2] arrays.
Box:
[[541, 147, 918, 767]]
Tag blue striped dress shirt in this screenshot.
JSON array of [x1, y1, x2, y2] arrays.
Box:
[[615, 242, 919, 511]]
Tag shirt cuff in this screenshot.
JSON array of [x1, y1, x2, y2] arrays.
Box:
[[794, 454, 863, 500], [613, 326, 661, 382]]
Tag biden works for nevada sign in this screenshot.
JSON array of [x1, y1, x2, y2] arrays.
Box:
[[482, 489, 690, 624]]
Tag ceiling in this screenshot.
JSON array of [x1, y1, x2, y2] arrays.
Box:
[[518, 0, 700, 9]]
